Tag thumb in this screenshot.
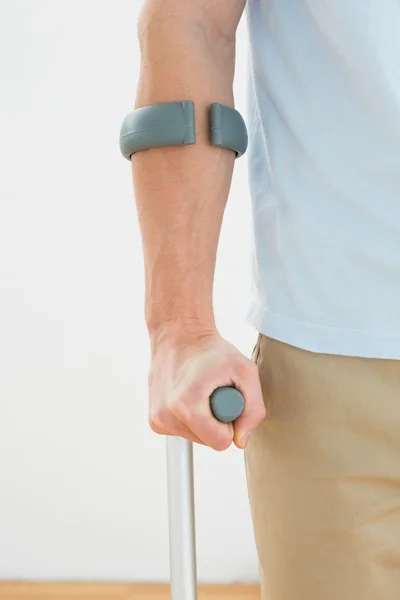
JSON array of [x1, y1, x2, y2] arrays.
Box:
[[233, 368, 266, 449]]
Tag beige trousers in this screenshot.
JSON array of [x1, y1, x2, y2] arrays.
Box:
[[245, 333, 400, 599]]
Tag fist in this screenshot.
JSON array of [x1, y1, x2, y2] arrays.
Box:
[[148, 322, 266, 451]]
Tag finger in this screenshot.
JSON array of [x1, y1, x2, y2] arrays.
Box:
[[170, 395, 234, 451], [149, 412, 206, 445], [165, 429, 207, 446], [191, 413, 234, 451], [232, 364, 267, 449]]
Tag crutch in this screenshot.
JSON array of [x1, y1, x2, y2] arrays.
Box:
[[118, 100, 248, 598], [166, 386, 245, 600]]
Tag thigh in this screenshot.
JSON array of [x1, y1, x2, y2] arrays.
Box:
[[245, 335, 400, 600]]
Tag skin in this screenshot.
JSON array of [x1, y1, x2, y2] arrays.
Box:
[[132, 0, 266, 451]]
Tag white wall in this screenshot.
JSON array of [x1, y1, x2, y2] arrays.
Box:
[[0, 0, 259, 583]]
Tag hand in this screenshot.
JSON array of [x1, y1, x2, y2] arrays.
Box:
[[148, 320, 266, 451]]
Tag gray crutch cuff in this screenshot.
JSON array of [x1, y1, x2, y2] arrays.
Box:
[[119, 100, 248, 160]]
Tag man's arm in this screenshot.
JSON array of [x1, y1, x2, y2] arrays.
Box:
[[133, 0, 265, 450], [134, 0, 244, 339]]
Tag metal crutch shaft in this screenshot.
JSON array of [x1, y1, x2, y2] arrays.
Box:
[[166, 386, 245, 600]]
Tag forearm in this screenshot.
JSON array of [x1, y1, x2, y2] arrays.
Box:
[[132, 1, 243, 342]]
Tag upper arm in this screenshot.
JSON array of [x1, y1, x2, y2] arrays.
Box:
[[138, 0, 246, 43]]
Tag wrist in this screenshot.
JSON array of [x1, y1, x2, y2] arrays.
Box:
[[148, 316, 217, 356]]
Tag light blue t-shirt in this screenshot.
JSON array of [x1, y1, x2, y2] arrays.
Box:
[[246, 0, 400, 359]]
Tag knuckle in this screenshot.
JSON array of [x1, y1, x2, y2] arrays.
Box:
[[149, 416, 163, 433], [148, 409, 167, 433], [213, 441, 231, 452], [250, 404, 267, 424], [168, 396, 189, 421], [258, 410, 267, 424], [240, 405, 266, 432], [234, 360, 257, 379], [259, 403, 267, 418], [254, 409, 267, 426], [255, 400, 267, 418], [211, 435, 232, 452]]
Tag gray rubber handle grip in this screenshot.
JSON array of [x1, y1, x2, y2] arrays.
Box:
[[210, 387, 245, 423]]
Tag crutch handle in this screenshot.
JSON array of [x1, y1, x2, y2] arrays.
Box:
[[209, 386, 244, 423]]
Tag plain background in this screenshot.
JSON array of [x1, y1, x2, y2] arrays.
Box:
[[0, 0, 259, 583]]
